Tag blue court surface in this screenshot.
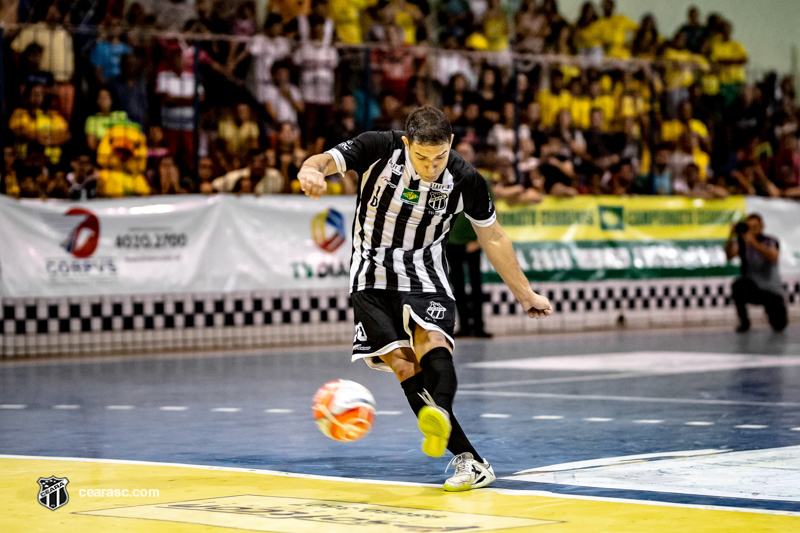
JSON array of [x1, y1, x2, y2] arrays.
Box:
[[2, 325, 800, 530]]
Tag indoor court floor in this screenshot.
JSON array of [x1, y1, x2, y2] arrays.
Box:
[[2, 325, 800, 532]]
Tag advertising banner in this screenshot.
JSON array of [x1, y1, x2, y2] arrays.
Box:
[[490, 196, 749, 282], [0, 195, 355, 297], [2, 194, 797, 297]]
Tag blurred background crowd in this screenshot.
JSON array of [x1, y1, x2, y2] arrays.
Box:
[[0, 0, 798, 202]]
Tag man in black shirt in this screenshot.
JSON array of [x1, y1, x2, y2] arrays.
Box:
[[298, 107, 553, 491], [725, 213, 787, 332]]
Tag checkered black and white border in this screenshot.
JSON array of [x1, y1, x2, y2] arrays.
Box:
[[2, 277, 799, 357]]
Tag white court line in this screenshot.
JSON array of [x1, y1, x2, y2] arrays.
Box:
[[458, 390, 800, 408], [461, 373, 647, 389], [106, 405, 134, 410], [792, 428, 800, 432], [53, 405, 80, 410], [159, 406, 188, 411], [0, 404, 27, 409], [265, 409, 293, 414], [1, 454, 797, 517], [375, 411, 402, 415], [634, 420, 664, 424], [533, 415, 564, 420], [481, 413, 511, 419], [735, 424, 768, 429], [584, 417, 614, 422], [685, 421, 715, 426], [211, 408, 240, 413]]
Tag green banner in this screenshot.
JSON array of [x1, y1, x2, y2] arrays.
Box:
[[484, 196, 748, 282]]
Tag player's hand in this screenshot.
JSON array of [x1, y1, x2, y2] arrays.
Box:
[[524, 293, 553, 319], [298, 166, 327, 199]]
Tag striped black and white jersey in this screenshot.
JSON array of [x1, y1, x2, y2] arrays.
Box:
[[325, 130, 496, 297]]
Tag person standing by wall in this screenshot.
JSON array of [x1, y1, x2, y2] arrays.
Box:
[[724, 213, 788, 333]]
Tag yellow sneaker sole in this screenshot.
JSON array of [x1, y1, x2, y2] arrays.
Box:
[[418, 406, 451, 457]]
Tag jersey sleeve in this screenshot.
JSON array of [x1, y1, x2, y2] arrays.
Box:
[[324, 131, 390, 176], [460, 159, 496, 227]]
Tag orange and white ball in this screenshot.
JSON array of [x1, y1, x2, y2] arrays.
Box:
[[312, 380, 376, 442]]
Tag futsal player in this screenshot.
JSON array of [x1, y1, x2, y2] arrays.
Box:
[[298, 107, 553, 491]]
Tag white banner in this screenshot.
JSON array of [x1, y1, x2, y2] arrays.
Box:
[[745, 197, 800, 277], [0, 195, 355, 297]]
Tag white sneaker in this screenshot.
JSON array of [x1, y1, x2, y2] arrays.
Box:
[[443, 452, 496, 492]]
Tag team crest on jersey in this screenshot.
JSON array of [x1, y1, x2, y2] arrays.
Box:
[[427, 191, 448, 211], [426, 302, 446, 320], [401, 188, 420, 205]]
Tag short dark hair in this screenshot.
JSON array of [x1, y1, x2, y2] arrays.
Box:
[[405, 106, 452, 146], [747, 213, 763, 222]]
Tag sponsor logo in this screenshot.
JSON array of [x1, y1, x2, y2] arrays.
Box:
[[429, 181, 454, 191], [400, 188, 420, 205], [353, 345, 372, 351], [311, 208, 347, 253], [37, 476, 69, 511], [61, 208, 100, 258], [428, 191, 449, 211], [354, 322, 368, 343], [598, 206, 625, 231], [426, 302, 446, 320], [390, 162, 404, 176], [41, 208, 118, 280], [338, 140, 354, 151], [76, 495, 558, 531], [380, 176, 397, 189]]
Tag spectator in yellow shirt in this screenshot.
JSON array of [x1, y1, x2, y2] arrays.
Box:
[[711, 21, 747, 107], [537, 70, 571, 128], [96, 134, 150, 197], [662, 100, 711, 153], [2, 146, 20, 198], [573, 2, 601, 54], [9, 83, 70, 165], [329, 0, 379, 44], [595, 0, 638, 59], [568, 78, 591, 130], [217, 102, 261, 171], [588, 77, 615, 130], [662, 31, 709, 118]]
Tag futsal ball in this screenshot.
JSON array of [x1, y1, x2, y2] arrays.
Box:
[[312, 380, 376, 442]]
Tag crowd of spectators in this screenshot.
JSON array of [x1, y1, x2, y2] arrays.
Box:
[[1, 0, 799, 203]]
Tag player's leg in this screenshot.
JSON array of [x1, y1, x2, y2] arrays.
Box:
[[414, 326, 495, 491], [731, 278, 753, 332], [379, 348, 428, 418]]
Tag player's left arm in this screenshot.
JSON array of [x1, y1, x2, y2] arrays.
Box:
[[474, 220, 553, 319]]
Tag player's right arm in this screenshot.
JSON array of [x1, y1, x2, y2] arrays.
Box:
[[298, 153, 338, 199], [300, 132, 391, 199]]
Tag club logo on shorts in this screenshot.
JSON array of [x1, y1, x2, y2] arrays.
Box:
[[400, 188, 420, 205], [354, 322, 368, 343], [37, 476, 69, 511], [426, 302, 446, 320], [428, 191, 448, 211]]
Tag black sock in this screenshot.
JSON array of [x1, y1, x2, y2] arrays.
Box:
[[420, 347, 481, 461], [420, 347, 457, 413], [400, 372, 426, 417]]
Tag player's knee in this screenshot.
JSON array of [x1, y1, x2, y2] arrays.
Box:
[[414, 328, 452, 357], [381, 349, 420, 382]]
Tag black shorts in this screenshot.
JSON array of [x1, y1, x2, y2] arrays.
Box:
[[351, 289, 456, 372]]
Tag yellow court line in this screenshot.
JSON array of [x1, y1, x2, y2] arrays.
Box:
[[1, 456, 798, 533]]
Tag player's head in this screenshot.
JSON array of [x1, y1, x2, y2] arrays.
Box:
[[402, 106, 454, 183]]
